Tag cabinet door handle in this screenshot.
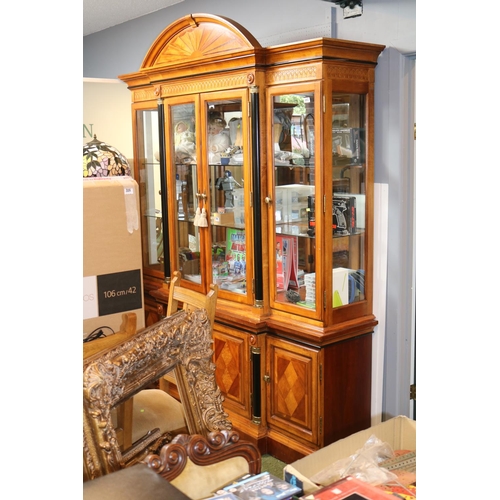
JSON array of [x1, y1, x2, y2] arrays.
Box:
[[264, 196, 272, 204], [263, 375, 270, 383]]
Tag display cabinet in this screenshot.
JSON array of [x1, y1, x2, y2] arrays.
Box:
[[119, 13, 384, 462]]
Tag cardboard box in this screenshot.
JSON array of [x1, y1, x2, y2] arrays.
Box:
[[284, 416, 416, 496], [212, 212, 235, 225], [83, 177, 145, 337]]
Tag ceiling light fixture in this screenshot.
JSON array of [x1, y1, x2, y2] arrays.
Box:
[[322, 0, 363, 19]]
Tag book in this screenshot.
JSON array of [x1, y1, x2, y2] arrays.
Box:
[[223, 471, 302, 500], [225, 228, 247, 279], [300, 476, 393, 500], [212, 474, 255, 496]]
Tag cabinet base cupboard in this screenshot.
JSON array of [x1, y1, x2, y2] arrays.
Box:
[[119, 13, 384, 462]]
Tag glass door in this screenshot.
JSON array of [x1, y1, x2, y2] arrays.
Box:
[[165, 99, 202, 286], [133, 105, 163, 279], [331, 93, 367, 310], [268, 84, 321, 318], [164, 90, 253, 303], [202, 91, 252, 303]]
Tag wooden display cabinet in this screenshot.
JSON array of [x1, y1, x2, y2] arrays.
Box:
[[119, 13, 384, 462]]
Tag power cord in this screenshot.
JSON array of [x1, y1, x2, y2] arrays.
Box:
[[83, 326, 115, 343]]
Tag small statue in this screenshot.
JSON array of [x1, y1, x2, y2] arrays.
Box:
[[216, 170, 242, 208]]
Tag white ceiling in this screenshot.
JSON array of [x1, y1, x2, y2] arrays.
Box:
[[83, 0, 185, 36]]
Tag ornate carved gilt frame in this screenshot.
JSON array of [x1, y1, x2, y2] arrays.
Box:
[[83, 309, 232, 481]]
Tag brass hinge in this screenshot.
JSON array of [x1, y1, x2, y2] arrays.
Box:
[[319, 416, 323, 435], [410, 384, 416, 401], [324, 290, 327, 309], [319, 364, 323, 383]]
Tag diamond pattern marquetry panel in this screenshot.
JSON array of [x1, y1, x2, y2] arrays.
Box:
[[267, 336, 319, 443], [213, 334, 243, 402], [276, 356, 307, 422]]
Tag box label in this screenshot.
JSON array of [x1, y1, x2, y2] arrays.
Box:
[[96, 269, 142, 317]]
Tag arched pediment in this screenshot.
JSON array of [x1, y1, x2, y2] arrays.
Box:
[[141, 13, 262, 70]]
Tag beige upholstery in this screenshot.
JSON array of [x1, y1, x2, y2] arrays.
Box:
[[171, 457, 250, 500], [111, 389, 187, 443]]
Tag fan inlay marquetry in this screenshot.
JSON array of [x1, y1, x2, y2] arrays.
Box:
[[155, 24, 249, 66]]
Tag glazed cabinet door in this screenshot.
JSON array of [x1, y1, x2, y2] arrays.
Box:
[[163, 90, 254, 304], [265, 335, 322, 446], [164, 97, 203, 289], [328, 91, 372, 323], [266, 83, 323, 320], [131, 103, 164, 280], [202, 91, 253, 304]]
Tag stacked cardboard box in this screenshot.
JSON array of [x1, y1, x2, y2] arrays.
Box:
[[83, 177, 145, 337]]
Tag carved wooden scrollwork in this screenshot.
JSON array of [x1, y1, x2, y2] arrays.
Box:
[[142, 430, 261, 482], [83, 309, 232, 480]]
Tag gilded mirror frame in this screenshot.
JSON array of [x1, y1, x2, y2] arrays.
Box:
[[83, 308, 231, 480]]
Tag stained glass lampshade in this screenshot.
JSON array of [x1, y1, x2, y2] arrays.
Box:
[[83, 134, 131, 177]]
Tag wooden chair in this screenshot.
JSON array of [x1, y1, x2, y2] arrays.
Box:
[[166, 270, 218, 326], [160, 270, 218, 395], [142, 430, 261, 500]]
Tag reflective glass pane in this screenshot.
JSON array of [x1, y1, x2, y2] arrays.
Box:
[[136, 109, 163, 274], [332, 94, 366, 307], [272, 93, 316, 310], [170, 103, 201, 284], [206, 99, 247, 296]]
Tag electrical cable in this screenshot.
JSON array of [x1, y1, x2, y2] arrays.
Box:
[[83, 326, 115, 343]]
